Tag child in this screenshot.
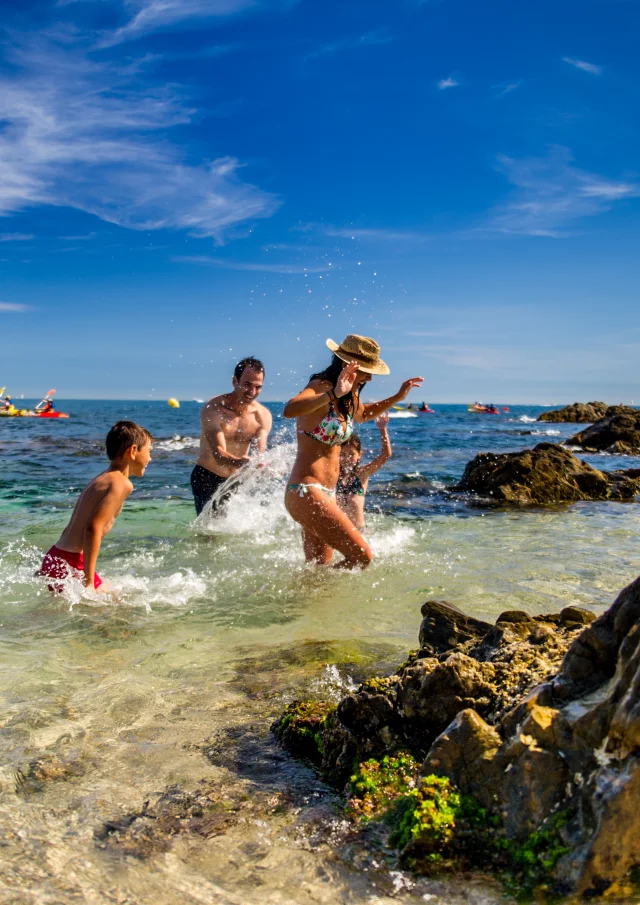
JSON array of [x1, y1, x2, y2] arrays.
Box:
[[337, 414, 392, 531], [39, 420, 152, 593]]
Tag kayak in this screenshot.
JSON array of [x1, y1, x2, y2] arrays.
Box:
[[0, 409, 69, 418], [468, 404, 500, 414]]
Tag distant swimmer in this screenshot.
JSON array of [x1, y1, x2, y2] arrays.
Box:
[[38, 421, 152, 593], [191, 357, 272, 516], [337, 413, 392, 531], [283, 333, 422, 569]]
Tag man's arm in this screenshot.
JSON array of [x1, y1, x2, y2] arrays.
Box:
[[255, 406, 273, 453], [201, 405, 249, 469], [82, 481, 130, 588]]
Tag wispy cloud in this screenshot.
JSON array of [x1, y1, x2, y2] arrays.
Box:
[[101, 0, 263, 46], [563, 57, 603, 76], [0, 33, 279, 241], [298, 224, 429, 241], [485, 147, 638, 237], [58, 232, 97, 240], [0, 233, 34, 241], [437, 76, 459, 90], [171, 256, 331, 273], [0, 302, 30, 312], [493, 80, 522, 99], [306, 28, 394, 61]]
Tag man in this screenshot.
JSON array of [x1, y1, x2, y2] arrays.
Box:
[[191, 357, 272, 515]]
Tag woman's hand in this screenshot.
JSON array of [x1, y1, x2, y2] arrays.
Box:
[[396, 377, 423, 401], [335, 360, 360, 398], [376, 413, 390, 429]]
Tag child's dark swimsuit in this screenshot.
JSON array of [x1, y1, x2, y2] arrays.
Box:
[[337, 471, 365, 497]]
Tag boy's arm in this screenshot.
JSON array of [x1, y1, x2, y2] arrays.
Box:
[[82, 481, 130, 587], [357, 418, 392, 481]]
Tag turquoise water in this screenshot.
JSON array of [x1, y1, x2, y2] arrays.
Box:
[[1, 400, 639, 903]]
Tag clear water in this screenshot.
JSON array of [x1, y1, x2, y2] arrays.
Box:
[[1, 401, 639, 904]]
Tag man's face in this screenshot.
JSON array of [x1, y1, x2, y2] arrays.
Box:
[[233, 367, 264, 403]]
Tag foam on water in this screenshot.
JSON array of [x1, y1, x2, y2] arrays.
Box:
[[518, 415, 537, 423], [154, 434, 200, 451]]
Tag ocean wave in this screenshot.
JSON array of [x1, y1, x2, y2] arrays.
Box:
[[154, 435, 200, 451], [388, 411, 418, 419], [518, 415, 537, 423], [531, 429, 561, 436]]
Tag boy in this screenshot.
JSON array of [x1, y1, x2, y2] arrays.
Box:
[[337, 414, 392, 531], [39, 420, 152, 593]]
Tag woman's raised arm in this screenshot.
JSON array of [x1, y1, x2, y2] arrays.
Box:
[[282, 381, 332, 419]]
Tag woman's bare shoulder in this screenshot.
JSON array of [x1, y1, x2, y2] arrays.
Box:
[[307, 378, 332, 391]]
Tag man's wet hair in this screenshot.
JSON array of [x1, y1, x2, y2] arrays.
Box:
[[106, 421, 153, 460], [234, 357, 265, 381]]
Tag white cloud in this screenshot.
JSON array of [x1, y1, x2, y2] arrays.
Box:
[[485, 147, 638, 237], [0, 233, 34, 241], [0, 302, 30, 312], [97, 0, 296, 45], [493, 81, 522, 99], [297, 224, 429, 241], [171, 256, 331, 273], [437, 76, 459, 90], [0, 34, 279, 240], [563, 57, 603, 76]]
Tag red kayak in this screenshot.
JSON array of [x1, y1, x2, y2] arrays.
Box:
[[35, 412, 69, 418]]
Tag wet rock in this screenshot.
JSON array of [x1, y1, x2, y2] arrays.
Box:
[[15, 752, 86, 794], [537, 401, 608, 423], [418, 600, 492, 658], [453, 442, 640, 504], [271, 700, 336, 767], [95, 785, 238, 858], [421, 574, 640, 896], [567, 406, 640, 454]]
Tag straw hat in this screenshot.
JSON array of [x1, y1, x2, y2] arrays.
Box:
[[326, 334, 390, 375]]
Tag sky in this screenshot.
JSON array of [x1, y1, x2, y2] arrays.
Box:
[[0, 0, 638, 403]]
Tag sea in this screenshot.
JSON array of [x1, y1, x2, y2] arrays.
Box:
[[1, 400, 639, 905]]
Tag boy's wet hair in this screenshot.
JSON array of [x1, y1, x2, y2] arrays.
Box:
[[344, 433, 362, 453], [106, 421, 153, 460], [234, 357, 264, 381]]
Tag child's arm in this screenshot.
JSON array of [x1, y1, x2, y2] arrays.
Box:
[[357, 415, 392, 481], [82, 480, 130, 588]]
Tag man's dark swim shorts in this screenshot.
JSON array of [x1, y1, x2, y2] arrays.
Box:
[[190, 465, 234, 515]]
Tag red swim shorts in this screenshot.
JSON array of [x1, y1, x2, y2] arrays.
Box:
[[39, 545, 103, 594]]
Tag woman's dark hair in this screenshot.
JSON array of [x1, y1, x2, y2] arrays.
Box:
[[310, 354, 360, 418]]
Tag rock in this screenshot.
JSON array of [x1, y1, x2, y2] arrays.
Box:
[[453, 442, 640, 504], [421, 575, 640, 896], [538, 401, 608, 423], [418, 600, 493, 658], [567, 406, 640, 454]]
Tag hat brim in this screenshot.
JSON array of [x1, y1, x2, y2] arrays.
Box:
[[326, 338, 390, 375]]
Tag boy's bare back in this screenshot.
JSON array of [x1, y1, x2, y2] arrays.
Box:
[[57, 470, 133, 553]]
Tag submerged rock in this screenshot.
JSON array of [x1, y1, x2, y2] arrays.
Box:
[[537, 401, 608, 423], [453, 442, 640, 504], [567, 406, 640, 454]]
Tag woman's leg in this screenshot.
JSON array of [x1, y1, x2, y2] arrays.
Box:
[[286, 489, 372, 569], [303, 528, 334, 565]]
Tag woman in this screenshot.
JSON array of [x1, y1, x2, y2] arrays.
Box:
[[283, 334, 422, 568]]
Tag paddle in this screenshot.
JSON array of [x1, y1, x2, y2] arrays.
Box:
[[35, 389, 56, 411]]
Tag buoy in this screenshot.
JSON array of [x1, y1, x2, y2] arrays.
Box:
[[168, 398, 180, 408]]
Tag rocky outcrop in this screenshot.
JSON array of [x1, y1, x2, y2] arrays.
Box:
[[274, 581, 640, 895], [453, 442, 640, 504], [567, 407, 640, 454], [274, 600, 595, 784], [538, 401, 608, 423], [423, 575, 640, 896]]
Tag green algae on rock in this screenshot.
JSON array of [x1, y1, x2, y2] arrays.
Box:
[[271, 700, 336, 766]]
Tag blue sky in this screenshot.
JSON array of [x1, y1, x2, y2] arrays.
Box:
[[0, 0, 638, 403]]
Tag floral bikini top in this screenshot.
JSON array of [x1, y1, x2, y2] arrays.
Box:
[[302, 397, 354, 446]]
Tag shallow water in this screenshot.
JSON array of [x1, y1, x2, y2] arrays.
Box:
[[1, 401, 639, 903]]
